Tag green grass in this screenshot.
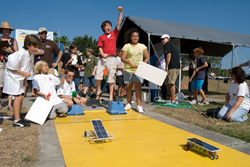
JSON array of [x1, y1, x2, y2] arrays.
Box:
[[153, 102, 250, 143]]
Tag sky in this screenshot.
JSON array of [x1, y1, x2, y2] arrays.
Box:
[[1, 0, 250, 74]]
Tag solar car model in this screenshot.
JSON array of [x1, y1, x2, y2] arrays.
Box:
[[84, 120, 114, 143], [184, 138, 220, 160]]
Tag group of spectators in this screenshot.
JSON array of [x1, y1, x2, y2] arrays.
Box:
[[0, 6, 249, 128]]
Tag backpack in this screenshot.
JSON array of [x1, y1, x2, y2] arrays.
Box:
[[206, 107, 221, 118]]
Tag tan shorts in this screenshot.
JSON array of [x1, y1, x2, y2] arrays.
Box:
[[62, 98, 71, 103], [0, 62, 5, 87], [0, 69, 4, 87], [166, 68, 180, 85], [95, 57, 117, 83]]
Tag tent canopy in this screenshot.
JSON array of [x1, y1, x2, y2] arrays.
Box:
[[117, 16, 250, 57]]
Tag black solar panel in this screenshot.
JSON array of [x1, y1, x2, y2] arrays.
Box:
[[188, 138, 220, 151], [91, 120, 109, 139]]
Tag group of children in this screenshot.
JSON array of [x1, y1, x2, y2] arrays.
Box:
[[3, 6, 124, 128], [5, 35, 87, 127]]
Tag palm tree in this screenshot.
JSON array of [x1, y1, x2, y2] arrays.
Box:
[[60, 35, 70, 53], [54, 33, 70, 53]]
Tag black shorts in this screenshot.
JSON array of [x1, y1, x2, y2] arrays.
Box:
[[116, 75, 125, 86]]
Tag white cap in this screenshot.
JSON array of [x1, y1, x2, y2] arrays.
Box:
[[38, 27, 47, 33], [161, 34, 170, 39]]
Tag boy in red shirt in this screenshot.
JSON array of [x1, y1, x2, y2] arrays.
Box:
[[95, 6, 123, 102]]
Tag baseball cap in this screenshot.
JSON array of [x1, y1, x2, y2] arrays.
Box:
[[38, 27, 47, 34], [161, 34, 170, 39]]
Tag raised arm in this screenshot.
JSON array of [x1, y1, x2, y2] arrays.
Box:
[[116, 6, 123, 31]]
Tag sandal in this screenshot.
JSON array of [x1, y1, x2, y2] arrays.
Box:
[[95, 91, 102, 101]]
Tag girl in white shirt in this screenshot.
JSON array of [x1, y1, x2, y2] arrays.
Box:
[[33, 60, 68, 119], [217, 67, 250, 122]]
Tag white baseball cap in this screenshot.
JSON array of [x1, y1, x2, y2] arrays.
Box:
[[38, 27, 47, 34], [161, 34, 170, 39]]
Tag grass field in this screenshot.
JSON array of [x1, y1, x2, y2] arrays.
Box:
[[153, 76, 250, 143]]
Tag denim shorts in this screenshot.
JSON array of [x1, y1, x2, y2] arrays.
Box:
[[124, 70, 143, 84], [84, 76, 97, 87], [192, 79, 204, 90]]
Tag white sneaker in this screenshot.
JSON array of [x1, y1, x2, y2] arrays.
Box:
[[190, 99, 197, 104], [198, 100, 209, 105], [137, 105, 144, 113], [124, 103, 132, 110]]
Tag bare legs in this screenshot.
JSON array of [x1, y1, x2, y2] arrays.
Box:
[[126, 82, 142, 105]]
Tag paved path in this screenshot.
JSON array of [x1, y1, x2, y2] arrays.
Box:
[[18, 93, 249, 166]]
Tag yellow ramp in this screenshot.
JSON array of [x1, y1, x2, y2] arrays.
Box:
[[54, 110, 250, 167]]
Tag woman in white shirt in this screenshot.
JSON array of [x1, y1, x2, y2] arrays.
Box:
[[217, 67, 249, 122]]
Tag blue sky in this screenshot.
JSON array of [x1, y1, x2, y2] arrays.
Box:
[[2, 0, 250, 73]]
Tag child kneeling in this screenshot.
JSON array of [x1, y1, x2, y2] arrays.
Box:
[[57, 67, 87, 107], [33, 61, 68, 119]]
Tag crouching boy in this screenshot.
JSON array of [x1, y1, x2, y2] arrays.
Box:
[[57, 67, 87, 107]]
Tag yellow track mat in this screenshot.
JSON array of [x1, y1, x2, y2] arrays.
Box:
[[54, 110, 250, 167]]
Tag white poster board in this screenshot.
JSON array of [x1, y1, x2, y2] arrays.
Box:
[[25, 97, 53, 125], [15, 29, 53, 51], [135, 61, 167, 86]]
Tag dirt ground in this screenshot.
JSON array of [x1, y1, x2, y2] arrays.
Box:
[[0, 108, 38, 167]]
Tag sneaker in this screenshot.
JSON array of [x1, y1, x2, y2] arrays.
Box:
[[90, 94, 96, 98], [137, 105, 144, 113], [131, 100, 134, 104], [124, 103, 132, 110], [171, 101, 179, 104], [199, 100, 209, 105], [13, 119, 30, 127], [190, 99, 197, 104]]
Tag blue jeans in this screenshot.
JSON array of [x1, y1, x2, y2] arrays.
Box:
[[188, 81, 193, 93], [124, 71, 143, 84], [84, 76, 97, 87], [73, 77, 80, 92], [217, 105, 248, 122]]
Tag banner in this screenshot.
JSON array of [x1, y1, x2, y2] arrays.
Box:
[[15, 29, 53, 50]]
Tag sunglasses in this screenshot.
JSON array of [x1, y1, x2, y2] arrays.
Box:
[[40, 32, 47, 35]]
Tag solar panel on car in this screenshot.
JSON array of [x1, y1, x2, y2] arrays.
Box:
[[91, 120, 109, 139], [188, 138, 220, 151]]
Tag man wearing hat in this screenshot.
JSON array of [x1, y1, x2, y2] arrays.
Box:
[[35, 27, 62, 74], [161, 34, 180, 104]]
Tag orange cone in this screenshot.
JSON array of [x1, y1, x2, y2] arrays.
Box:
[[184, 84, 187, 88]]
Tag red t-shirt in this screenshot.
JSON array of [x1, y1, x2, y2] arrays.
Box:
[[97, 27, 119, 58]]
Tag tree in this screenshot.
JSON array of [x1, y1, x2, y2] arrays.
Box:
[[72, 35, 98, 58], [54, 33, 70, 53]]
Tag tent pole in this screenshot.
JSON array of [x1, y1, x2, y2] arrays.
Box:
[[148, 33, 151, 103], [217, 57, 222, 92], [231, 44, 234, 69]]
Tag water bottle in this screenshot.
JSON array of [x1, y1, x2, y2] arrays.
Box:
[[178, 92, 185, 102], [72, 91, 77, 97]]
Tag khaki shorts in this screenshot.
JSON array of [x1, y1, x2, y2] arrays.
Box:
[[166, 68, 180, 85], [0, 68, 4, 87], [62, 98, 71, 103], [95, 57, 117, 83]]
